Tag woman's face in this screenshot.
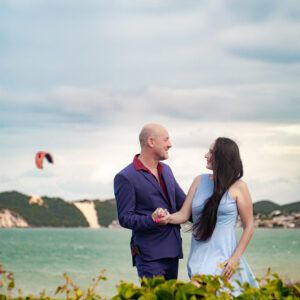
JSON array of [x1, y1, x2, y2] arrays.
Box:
[[204, 142, 215, 170]]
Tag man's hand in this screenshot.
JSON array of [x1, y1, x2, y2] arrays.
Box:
[[152, 208, 169, 225]]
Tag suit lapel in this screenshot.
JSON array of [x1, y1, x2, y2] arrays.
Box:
[[162, 169, 175, 211], [139, 171, 170, 206]]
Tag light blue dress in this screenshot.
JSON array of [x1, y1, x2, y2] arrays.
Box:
[[187, 174, 258, 292]]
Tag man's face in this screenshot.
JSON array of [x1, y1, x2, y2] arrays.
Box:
[[152, 129, 172, 161]]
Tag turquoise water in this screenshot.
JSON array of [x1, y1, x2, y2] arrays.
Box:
[[0, 228, 299, 299]]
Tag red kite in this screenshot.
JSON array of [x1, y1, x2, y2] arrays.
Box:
[[35, 152, 54, 169]]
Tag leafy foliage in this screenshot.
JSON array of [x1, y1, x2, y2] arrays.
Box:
[[112, 271, 300, 300], [1, 265, 299, 300], [0, 264, 107, 300]]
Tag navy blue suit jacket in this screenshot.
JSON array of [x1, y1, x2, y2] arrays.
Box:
[[114, 161, 186, 262]]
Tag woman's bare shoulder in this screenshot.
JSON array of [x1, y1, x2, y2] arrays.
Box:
[[195, 174, 202, 182], [232, 179, 248, 190], [229, 180, 248, 201], [189, 175, 202, 190]]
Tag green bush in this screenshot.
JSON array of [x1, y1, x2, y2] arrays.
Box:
[[112, 270, 300, 300], [0, 264, 299, 300]]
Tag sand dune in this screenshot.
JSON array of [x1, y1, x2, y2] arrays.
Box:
[[28, 194, 48, 207], [73, 201, 100, 228], [0, 209, 29, 228]]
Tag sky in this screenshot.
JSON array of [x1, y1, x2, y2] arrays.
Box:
[[0, 0, 299, 204]]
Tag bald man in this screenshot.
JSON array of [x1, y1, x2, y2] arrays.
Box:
[[114, 123, 186, 280]]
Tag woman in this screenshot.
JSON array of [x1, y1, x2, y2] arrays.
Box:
[[153, 137, 258, 291]]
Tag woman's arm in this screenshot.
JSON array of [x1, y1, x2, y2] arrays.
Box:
[[160, 175, 202, 224], [222, 180, 255, 278]]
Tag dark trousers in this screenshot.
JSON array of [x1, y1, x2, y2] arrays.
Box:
[[135, 256, 179, 280]]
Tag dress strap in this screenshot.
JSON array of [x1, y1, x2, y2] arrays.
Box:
[[202, 173, 211, 182], [197, 174, 212, 189]]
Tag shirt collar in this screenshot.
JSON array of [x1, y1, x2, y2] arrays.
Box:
[[133, 154, 164, 174]]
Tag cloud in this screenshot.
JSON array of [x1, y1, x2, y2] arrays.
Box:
[[1, 0, 299, 91], [0, 1, 299, 204], [1, 83, 300, 132], [219, 20, 300, 63], [224, 0, 278, 22], [113, 85, 300, 123], [51, 86, 123, 118], [0, 117, 299, 204], [21, 169, 56, 178]]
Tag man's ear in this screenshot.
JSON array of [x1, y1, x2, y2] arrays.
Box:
[[147, 137, 155, 148]]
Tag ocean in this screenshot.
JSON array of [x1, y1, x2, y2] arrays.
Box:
[[0, 228, 299, 299]]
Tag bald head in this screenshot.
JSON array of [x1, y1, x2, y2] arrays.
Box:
[[139, 123, 168, 148]]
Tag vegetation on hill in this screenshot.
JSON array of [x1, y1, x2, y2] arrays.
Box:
[[94, 199, 118, 227], [1, 191, 299, 228], [281, 202, 300, 213], [0, 191, 88, 227], [253, 200, 300, 215], [253, 200, 281, 215]]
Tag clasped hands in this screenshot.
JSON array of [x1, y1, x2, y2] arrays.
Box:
[[152, 208, 169, 225]]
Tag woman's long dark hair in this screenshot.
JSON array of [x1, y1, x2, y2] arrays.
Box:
[[193, 137, 243, 241]]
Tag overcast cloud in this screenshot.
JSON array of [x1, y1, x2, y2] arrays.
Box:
[[0, 0, 299, 204]]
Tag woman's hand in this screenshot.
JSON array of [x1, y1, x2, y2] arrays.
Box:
[[221, 180, 254, 280], [152, 208, 169, 224], [222, 255, 240, 280]]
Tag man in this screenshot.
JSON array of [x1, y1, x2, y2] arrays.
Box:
[[114, 123, 186, 280]]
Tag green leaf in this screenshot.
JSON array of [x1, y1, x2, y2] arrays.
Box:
[[294, 283, 300, 292], [7, 281, 14, 290], [124, 287, 135, 299], [110, 296, 122, 300], [152, 277, 165, 287], [155, 289, 173, 300]]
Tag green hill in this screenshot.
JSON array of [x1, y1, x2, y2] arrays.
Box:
[[281, 202, 300, 213], [253, 200, 281, 215], [94, 199, 118, 227], [253, 200, 300, 215], [2, 190, 298, 227], [0, 191, 88, 227]]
